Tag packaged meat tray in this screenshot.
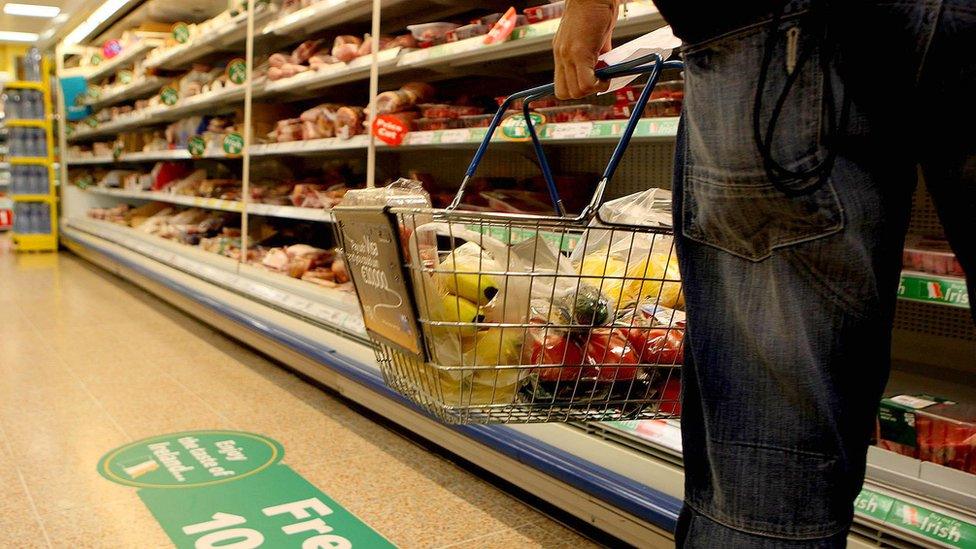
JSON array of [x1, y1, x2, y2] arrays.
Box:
[[916, 402, 976, 474], [497, 96, 560, 110], [413, 117, 464, 131], [477, 13, 528, 27], [903, 238, 964, 276], [637, 98, 683, 118], [446, 24, 489, 42], [877, 394, 957, 458], [524, 1, 565, 23], [535, 104, 614, 123], [406, 22, 459, 47], [418, 104, 484, 119], [459, 114, 494, 128], [615, 80, 684, 103]]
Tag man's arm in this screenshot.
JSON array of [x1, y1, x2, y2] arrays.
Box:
[[553, 0, 619, 99]]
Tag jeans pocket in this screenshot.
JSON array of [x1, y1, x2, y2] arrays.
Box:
[[680, 8, 845, 261], [682, 166, 844, 261]]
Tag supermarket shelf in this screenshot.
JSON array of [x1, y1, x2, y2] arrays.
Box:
[[145, 7, 277, 71], [261, 0, 373, 36], [69, 40, 164, 82], [12, 232, 57, 251], [85, 76, 168, 110], [899, 271, 970, 309], [8, 157, 50, 165], [66, 148, 235, 165], [61, 224, 681, 546], [68, 86, 247, 142], [253, 2, 664, 102], [83, 186, 335, 221], [11, 194, 55, 202], [3, 80, 44, 90], [65, 216, 365, 337], [4, 119, 48, 128], [250, 118, 679, 156], [255, 53, 390, 98]]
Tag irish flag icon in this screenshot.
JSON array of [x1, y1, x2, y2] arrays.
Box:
[[899, 505, 919, 526], [927, 282, 943, 300], [121, 457, 159, 479]]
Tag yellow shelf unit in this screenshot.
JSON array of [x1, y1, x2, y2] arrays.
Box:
[[4, 80, 44, 91], [10, 57, 58, 253], [5, 119, 49, 129]]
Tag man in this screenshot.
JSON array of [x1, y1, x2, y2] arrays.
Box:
[[554, 0, 975, 546]]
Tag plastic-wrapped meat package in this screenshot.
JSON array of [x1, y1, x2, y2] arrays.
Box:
[[332, 35, 362, 63], [269, 53, 288, 67], [291, 184, 326, 208], [373, 82, 435, 114], [279, 63, 309, 78], [308, 53, 336, 69], [916, 403, 976, 474], [383, 34, 418, 50], [301, 268, 338, 287], [334, 106, 365, 139], [291, 39, 323, 64], [262, 247, 290, 271], [356, 34, 392, 57]]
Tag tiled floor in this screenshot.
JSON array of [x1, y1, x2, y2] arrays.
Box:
[[0, 243, 601, 548]]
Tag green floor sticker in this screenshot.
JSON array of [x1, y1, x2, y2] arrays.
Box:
[[99, 430, 394, 548]]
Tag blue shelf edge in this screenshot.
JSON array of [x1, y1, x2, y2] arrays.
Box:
[[64, 230, 683, 533]]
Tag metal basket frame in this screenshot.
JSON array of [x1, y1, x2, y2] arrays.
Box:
[[341, 54, 687, 424]]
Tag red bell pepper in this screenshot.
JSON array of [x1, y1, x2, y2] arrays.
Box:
[[624, 326, 684, 365], [584, 328, 640, 381], [530, 333, 584, 381]]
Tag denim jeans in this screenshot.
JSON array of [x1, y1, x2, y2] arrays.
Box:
[[672, 0, 976, 546]]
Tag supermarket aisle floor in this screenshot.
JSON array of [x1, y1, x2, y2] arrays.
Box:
[[0, 247, 600, 548]]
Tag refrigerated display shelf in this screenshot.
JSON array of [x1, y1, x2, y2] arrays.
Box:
[[65, 39, 163, 82], [81, 186, 336, 221], [84, 76, 168, 110], [899, 271, 970, 309], [65, 216, 365, 337], [261, 0, 403, 37], [252, 2, 665, 102], [250, 118, 679, 157], [67, 148, 238, 164], [144, 7, 277, 71], [68, 85, 248, 141]]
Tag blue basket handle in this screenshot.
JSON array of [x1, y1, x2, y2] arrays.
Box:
[[448, 52, 684, 219]]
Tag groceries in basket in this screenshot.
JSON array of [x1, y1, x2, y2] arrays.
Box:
[[391, 185, 683, 412]]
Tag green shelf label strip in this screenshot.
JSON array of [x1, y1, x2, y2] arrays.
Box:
[[898, 272, 970, 308], [855, 489, 976, 548]]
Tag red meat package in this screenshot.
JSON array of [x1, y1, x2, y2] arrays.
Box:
[[876, 394, 957, 458], [916, 403, 976, 474]]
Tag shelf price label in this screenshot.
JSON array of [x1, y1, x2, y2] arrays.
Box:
[[172, 22, 191, 44], [372, 115, 409, 146], [499, 112, 545, 141], [84, 116, 98, 128], [160, 86, 180, 106], [118, 70, 133, 85], [90, 52, 103, 66], [103, 39, 122, 59], [188, 135, 207, 157], [226, 58, 247, 85], [222, 132, 244, 155]]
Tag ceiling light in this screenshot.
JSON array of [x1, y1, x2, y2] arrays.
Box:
[[62, 0, 131, 46], [3, 3, 60, 18], [0, 30, 39, 41]]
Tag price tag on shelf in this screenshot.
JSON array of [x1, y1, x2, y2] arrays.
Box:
[[226, 58, 247, 85], [222, 132, 244, 156], [187, 135, 206, 157], [405, 131, 434, 146], [439, 128, 470, 144], [546, 122, 594, 140], [172, 22, 190, 44], [499, 113, 544, 141], [90, 53, 103, 66], [160, 86, 179, 106], [102, 39, 122, 59], [118, 70, 133, 85], [372, 115, 409, 146]]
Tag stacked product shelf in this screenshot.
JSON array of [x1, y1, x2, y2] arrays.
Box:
[[8, 59, 58, 252], [56, 1, 975, 547]]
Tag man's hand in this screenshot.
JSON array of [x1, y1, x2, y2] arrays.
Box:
[[553, 0, 618, 99]]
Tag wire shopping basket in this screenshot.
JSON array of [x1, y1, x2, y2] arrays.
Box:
[[335, 53, 685, 424]]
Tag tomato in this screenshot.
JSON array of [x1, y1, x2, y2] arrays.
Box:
[[530, 333, 584, 381], [625, 327, 684, 365], [584, 328, 640, 381], [658, 376, 681, 415]]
